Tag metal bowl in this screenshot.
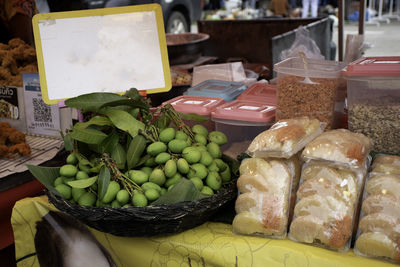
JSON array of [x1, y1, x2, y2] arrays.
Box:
[[166, 33, 210, 65]]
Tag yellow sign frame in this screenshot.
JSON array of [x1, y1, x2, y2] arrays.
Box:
[[32, 4, 171, 105]]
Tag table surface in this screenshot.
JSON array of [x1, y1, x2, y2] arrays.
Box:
[[11, 196, 397, 267]]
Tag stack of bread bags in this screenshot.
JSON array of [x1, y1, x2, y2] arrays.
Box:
[[232, 117, 325, 238], [355, 154, 400, 263], [289, 129, 371, 251]]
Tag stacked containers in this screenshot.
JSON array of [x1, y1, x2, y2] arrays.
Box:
[[232, 117, 325, 239], [237, 82, 277, 104], [186, 80, 247, 102], [355, 154, 400, 263], [289, 129, 371, 252], [162, 96, 226, 131], [274, 57, 346, 129], [342, 57, 400, 154]]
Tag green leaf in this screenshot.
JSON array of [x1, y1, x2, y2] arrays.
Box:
[[98, 166, 110, 200], [179, 112, 208, 122], [63, 134, 74, 152], [26, 165, 61, 196], [99, 99, 148, 111], [135, 154, 151, 168], [151, 178, 207, 205], [103, 108, 145, 137], [66, 176, 98, 189], [73, 116, 112, 130], [89, 163, 104, 173], [68, 127, 108, 145], [126, 134, 147, 169], [100, 131, 119, 154], [75, 152, 94, 167], [123, 88, 141, 99], [65, 92, 126, 113], [222, 154, 240, 178], [154, 114, 171, 130], [111, 143, 126, 170]]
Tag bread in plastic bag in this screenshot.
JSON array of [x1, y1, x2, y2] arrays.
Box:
[[289, 162, 366, 251], [232, 158, 292, 238], [247, 117, 325, 159], [354, 169, 400, 263], [301, 129, 371, 168], [371, 154, 400, 176]]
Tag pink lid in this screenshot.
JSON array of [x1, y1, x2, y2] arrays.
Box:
[[212, 100, 276, 123], [162, 96, 226, 116], [238, 82, 277, 104], [342, 57, 400, 77]]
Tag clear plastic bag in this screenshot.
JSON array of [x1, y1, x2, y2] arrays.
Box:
[[279, 26, 324, 61], [232, 157, 293, 239], [301, 129, 372, 169], [191, 62, 247, 86], [288, 161, 367, 252], [354, 165, 400, 263], [246, 116, 325, 159], [371, 154, 400, 176]]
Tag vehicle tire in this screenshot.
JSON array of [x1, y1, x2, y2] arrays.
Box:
[[166, 11, 189, 33]]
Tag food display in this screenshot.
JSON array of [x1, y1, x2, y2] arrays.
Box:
[[232, 157, 292, 238], [274, 57, 346, 129], [342, 57, 400, 154], [354, 157, 400, 263], [247, 116, 324, 159], [289, 163, 364, 251], [301, 129, 371, 168], [0, 121, 31, 158], [0, 38, 38, 87]]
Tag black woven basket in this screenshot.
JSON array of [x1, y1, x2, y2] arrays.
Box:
[[47, 179, 237, 237]]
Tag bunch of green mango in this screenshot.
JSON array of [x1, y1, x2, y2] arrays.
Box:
[[54, 124, 231, 208]]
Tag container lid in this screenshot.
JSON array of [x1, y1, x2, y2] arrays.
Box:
[[211, 100, 276, 123], [342, 57, 400, 77], [237, 82, 276, 104], [162, 96, 226, 116], [274, 57, 346, 79], [186, 80, 247, 102]]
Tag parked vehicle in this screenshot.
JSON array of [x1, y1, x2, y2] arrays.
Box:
[[81, 0, 203, 33]]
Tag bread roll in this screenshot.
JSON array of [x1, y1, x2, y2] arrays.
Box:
[[290, 215, 324, 243], [362, 194, 400, 217], [356, 232, 399, 260], [297, 177, 346, 203], [366, 175, 400, 199], [359, 213, 400, 242], [372, 155, 400, 169]]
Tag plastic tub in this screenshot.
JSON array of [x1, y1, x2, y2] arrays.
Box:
[[211, 100, 275, 152], [342, 57, 400, 154], [238, 82, 276, 104], [274, 57, 346, 129], [186, 80, 247, 102], [162, 95, 226, 131]]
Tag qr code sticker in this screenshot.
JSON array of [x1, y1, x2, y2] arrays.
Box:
[[33, 97, 52, 123]]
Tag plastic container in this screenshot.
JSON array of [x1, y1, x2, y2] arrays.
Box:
[[289, 161, 367, 252], [211, 99, 276, 152], [342, 57, 400, 154], [233, 157, 293, 239], [274, 57, 347, 129], [186, 80, 247, 102], [237, 82, 277, 104], [162, 96, 226, 131]]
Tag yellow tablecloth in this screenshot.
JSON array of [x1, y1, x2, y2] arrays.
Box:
[[12, 196, 395, 267]]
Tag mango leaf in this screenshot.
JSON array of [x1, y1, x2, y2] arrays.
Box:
[[99, 99, 148, 111], [154, 113, 171, 130], [126, 134, 147, 169], [88, 144, 101, 154], [66, 176, 98, 189], [123, 88, 141, 99], [73, 116, 112, 130], [100, 131, 119, 154], [89, 163, 104, 173], [179, 112, 208, 122], [63, 134, 74, 152], [111, 144, 126, 170], [103, 108, 145, 137], [26, 165, 61, 197], [98, 166, 110, 200], [222, 154, 240, 178], [151, 178, 208, 205], [135, 154, 151, 168], [65, 92, 126, 112], [68, 127, 108, 145], [75, 152, 94, 167]]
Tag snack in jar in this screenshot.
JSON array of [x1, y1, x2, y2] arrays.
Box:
[[247, 116, 325, 159], [289, 162, 365, 251], [301, 129, 371, 169], [354, 162, 400, 262], [232, 157, 292, 238]]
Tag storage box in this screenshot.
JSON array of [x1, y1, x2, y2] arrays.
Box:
[[274, 57, 346, 129], [342, 57, 400, 154], [237, 82, 276, 104], [211, 100, 275, 152], [186, 80, 247, 102], [162, 95, 226, 131]]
